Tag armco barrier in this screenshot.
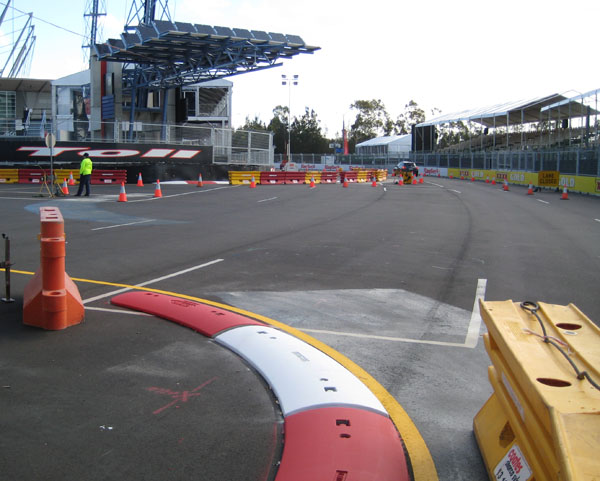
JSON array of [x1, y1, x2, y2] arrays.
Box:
[[260, 171, 285, 185], [284, 172, 306, 184], [22, 207, 84, 330], [0, 168, 19, 183], [229, 171, 260, 185], [91, 170, 127, 184], [474, 300, 600, 481]]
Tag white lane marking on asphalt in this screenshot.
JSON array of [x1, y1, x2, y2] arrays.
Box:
[[595, 218, 600, 223], [432, 266, 452, 270], [449, 189, 462, 194], [82, 258, 224, 304], [300, 328, 467, 347], [464, 278, 487, 348], [127, 185, 237, 202], [537, 199, 550, 204], [429, 182, 444, 188], [85, 306, 152, 316], [257, 197, 278, 203], [91, 219, 154, 231]]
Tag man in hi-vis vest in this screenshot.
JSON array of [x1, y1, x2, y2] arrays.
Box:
[[75, 153, 93, 197]]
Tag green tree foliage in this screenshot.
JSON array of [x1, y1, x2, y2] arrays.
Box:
[[290, 107, 329, 154], [267, 105, 289, 154], [349, 99, 393, 145], [394, 100, 426, 135], [239, 115, 268, 131]]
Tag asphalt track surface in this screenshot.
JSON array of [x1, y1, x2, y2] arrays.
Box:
[[1, 178, 599, 481]]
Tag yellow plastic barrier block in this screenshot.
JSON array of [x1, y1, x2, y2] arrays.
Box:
[[474, 300, 600, 481], [304, 171, 321, 184], [228, 171, 260, 185], [0, 168, 19, 183]]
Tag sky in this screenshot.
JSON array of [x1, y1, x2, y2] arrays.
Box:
[[1, 0, 599, 137]]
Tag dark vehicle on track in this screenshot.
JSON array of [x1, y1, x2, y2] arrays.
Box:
[[393, 161, 419, 177]]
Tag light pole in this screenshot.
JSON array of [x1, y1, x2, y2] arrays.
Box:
[[281, 74, 299, 162]]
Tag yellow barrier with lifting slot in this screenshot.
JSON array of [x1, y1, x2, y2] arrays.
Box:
[[474, 300, 600, 481]]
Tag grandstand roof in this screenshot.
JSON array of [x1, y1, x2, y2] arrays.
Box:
[[94, 20, 319, 89], [417, 93, 596, 128], [541, 88, 599, 115]]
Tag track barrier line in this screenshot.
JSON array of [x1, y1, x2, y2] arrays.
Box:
[[464, 279, 487, 348], [91, 219, 154, 231], [81, 259, 224, 304], [5, 267, 438, 481]]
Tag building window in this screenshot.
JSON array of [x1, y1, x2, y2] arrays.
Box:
[[0, 91, 16, 134]]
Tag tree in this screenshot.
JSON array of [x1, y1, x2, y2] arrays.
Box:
[[349, 99, 392, 145], [238, 115, 267, 131], [395, 100, 426, 135], [267, 105, 289, 155], [290, 107, 329, 153]]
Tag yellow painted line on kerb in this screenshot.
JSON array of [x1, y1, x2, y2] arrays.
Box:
[[6, 268, 438, 481]]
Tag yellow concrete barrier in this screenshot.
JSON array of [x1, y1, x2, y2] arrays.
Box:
[[228, 171, 261, 185], [474, 300, 600, 481]]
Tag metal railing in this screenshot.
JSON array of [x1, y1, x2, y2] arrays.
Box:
[[0, 119, 274, 165]]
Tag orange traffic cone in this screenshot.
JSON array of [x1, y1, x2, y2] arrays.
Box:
[[154, 180, 162, 198], [419, 177, 424, 184], [412, 177, 418, 185], [398, 178, 404, 186], [62, 178, 69, 195], [250, 175, 256, 188], [68, 171, 75, 185], [485, 177, 490, 184], [491, 179, 496, 185], [527, 184, 534, 195], [449, 174, 454, 179], [118, 182, 128, 202], [197, 173, 203, 187], [343, 177, 349, 188], [471, 176, 475, 182], [503, 180, 509, 191], [137, 172, 144, 186], [371, 176, 377, 187], [309, 176, 316, 188], [561, 186, 569, 200]]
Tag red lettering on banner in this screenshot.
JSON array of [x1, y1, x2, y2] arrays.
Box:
[[85, 149, 140, 158]]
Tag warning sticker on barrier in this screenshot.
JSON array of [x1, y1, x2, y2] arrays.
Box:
[[494, 444, 532, 481]]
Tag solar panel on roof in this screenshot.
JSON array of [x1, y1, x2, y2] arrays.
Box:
[[268, 32, 286, 44], [285, 35, 305, 47], [250, 30, 270, 42], [175, 22, 196, 33], [121, 33, 140, 48], [137, 25, 157, 42], [232, 28, 252, 39], [154, 20, 176, 35], [214, 26, 234, 37], [194, 24, 216, 36]]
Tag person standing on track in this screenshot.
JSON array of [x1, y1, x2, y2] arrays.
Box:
[[75, 153, 93, 197]]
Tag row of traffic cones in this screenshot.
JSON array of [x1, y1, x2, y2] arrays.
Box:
[[118, 179, 163, 202], [450, 173, 571, 199]]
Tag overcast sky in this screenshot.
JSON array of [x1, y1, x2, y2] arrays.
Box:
[[2, 0, 599, 137]]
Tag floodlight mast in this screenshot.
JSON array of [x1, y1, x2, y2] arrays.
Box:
[[281, 74, 299, 162]]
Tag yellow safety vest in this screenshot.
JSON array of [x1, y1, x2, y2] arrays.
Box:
[[80, 157, 93, 175]]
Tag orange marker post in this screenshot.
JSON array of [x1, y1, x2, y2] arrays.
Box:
[[23, 207, 84, 330]]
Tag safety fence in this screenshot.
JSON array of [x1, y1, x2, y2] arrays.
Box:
[[474, 300, 599, 481], [1, 168, 126, 185], [228, 169, 387, 185]]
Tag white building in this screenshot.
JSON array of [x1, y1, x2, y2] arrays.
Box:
[[355, 134, 411, 158]]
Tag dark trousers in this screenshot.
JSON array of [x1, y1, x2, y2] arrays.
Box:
[[76, 174, 91, 196]]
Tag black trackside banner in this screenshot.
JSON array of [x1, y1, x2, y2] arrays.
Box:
[[0, 140, 213, 166]]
